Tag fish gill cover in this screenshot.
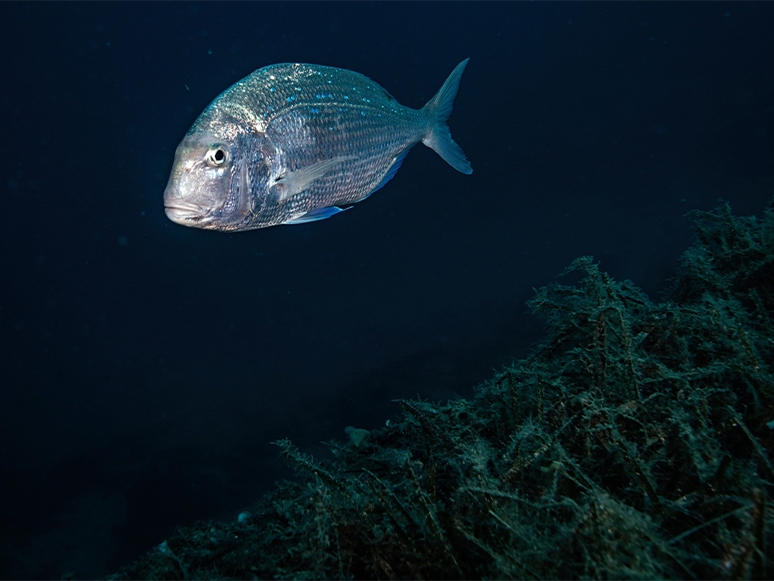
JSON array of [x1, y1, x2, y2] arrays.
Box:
[[109, 199, 774, 580]]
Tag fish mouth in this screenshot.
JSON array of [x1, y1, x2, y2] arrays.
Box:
[[164, 201, 206, 224]]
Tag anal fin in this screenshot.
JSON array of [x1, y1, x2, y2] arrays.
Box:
[[360, 147, 412, 200]]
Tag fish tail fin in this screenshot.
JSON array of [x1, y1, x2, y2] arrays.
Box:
[[421, 58, 473, 175]]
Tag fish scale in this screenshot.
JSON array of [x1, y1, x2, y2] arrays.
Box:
[[164, 59, 472, 231]]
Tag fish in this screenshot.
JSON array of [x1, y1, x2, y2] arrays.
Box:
[[163, 59, 473, 232]]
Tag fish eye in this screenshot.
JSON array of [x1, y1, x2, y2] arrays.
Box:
[[206, 147, 228, 166]]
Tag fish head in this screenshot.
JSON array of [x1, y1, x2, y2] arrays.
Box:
[[163, 132, 259, 231]]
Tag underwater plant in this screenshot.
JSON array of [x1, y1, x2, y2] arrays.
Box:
[[110, 200, 773, 580]]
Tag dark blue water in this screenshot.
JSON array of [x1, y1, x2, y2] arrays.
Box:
[[1, 2, 772, 578]]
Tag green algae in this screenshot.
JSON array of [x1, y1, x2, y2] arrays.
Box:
[[109, 200, 774, 580]]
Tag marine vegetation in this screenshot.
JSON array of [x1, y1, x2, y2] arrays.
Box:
[[110, 200, 774, 579]]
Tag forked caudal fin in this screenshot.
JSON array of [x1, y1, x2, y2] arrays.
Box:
[[421, 58, 473, 175]]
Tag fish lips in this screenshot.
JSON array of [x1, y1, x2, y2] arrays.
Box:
[[164, 200, 207, 225]]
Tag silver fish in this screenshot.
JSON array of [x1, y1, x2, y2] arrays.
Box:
[[163, 59, 472, 231]]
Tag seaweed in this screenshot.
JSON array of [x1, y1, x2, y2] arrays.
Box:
[[109, 200, 774, 580]]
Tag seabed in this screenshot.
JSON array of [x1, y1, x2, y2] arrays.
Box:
[[111, 200, 774, 580]]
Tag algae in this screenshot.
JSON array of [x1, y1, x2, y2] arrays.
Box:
[[109, 200, 774, 580]]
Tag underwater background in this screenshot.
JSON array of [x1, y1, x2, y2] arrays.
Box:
[[1, 2, 772, 579]]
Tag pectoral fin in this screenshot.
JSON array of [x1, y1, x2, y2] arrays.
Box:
[[276, 156, 355, 201]]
